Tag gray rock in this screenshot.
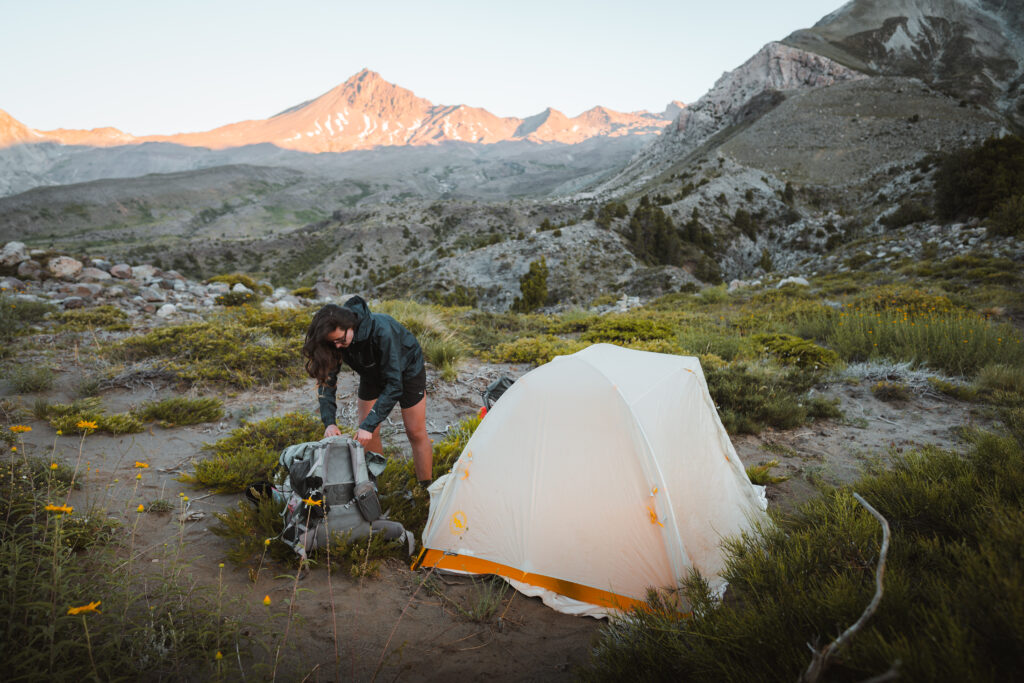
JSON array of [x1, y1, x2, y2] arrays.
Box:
[[273, 287, 290, 299], [139, 286, 166, 302], [132, 264, 160, 280], [156, 303, 177, 318], [207, 282, 230, 295], [60, 283, 102, 299], [79, 267, 113, 282], [62, 297, 86, 309], [90, 259, 113, 271], [47, 256, 83, 279], [0, 242, 29, 267], [313, 279, 338, 299], [17, 260, 44, 280], [110, 264, 133, 279], [268, 298, 299, 310], [1, 276, 26, 291], [29, 249, 48, 259], [231, 282, 253, 294], [776, 276, 810, 288], [172, 280, 186, 291], [163, 270, 186, 280], [155, 278, 175, 290], [106, 286, 126, 298]]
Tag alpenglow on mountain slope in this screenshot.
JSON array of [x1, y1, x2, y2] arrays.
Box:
[[0, 69, 681, 153]]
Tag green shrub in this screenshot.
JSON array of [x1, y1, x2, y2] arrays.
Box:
[[6, 365, 57, 393], [988, 194, 1024, 237], [115, 314, 303, 388], [456, 311, 547, 352], [629, 196, 683, 266], [135, 396, 224, 427], [880, 200, 930, 229], [0, 294, 55, 343], [215, 290, 258, 306], [291, 286, 317, 299], [44, 398, 145, 435], [751, 333, 840, 370], [704, 363, 821, 434], [58, 305, 129, 331], [489, 335, 588, 366], [871, 381, 912, 402], [206, 273, 272, 294], [585, 430, 1024, 681], [187, 412, 326, 492], [935, 134, 1024, 220], [421, 331, 467, 381], [581, 315, 674, 345], [745, 459, 789, 485], [511, 257, 549, 313]]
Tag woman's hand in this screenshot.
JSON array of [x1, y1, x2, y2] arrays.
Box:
[[324, 424, 342, 438], [355, 429, 373, 447]]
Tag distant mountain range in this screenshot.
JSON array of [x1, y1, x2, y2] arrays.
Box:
[[0, 69, 683, 153]]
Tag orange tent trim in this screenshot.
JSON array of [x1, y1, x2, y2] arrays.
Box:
[[412, 547, 649, 612]]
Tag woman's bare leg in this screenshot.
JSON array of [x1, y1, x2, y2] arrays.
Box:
[[356, 398, 384, 454], [401, 397, 433, 482]]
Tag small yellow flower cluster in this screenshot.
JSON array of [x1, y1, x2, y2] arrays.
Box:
[[76, 420, 98, 430], [134, 461, 149, 468], [137, 504, 146, 512], [44, 504, 74, 514], [301, 497, 322, 507], [9, 425, 31, 433]]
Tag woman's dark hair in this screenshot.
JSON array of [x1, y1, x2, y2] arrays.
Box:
[[303, 304, 359, 384]]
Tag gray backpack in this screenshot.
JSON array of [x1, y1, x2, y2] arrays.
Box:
[[275, 436, 414, 559]]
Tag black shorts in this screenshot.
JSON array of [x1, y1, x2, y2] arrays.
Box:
[[357, 367, 427, 409]]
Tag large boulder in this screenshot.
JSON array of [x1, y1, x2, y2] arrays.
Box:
[[139, 286, 166, 302], [0, 242, 29, 268], [132, 264, 160, 280], [156, 303, 177, 318], [47, 256, 83, 279]]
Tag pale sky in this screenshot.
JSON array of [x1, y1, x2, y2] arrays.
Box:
[[1, 0, 844, 135]]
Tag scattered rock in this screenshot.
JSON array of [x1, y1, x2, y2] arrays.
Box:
[[207, 282, 230, 295], [231, 282, 253, 294], [61, 297, 86, 309], [777, 276, 810, 288], [0, 241, 29, 267], [156, 303, 177, 318], [132, 264, 160, 280], [139, 286, 166, 302], [60, 283, 102, 299], [47, 256, 83, 279], [110, 264, 133, 279], [17, 260, 44, 280], [313, 279, 338, 299], [79, 267, 113, 282]]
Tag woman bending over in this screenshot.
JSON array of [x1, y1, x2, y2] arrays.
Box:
[[303, 296, 432, 486]]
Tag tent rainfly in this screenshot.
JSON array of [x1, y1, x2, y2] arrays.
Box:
[[413, 344, 769, 617]]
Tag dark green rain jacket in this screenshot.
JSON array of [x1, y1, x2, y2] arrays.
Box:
[[317, 296, 425, 433]]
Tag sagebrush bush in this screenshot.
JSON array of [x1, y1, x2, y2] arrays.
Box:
[[44, 397, 144, 434], [585, 425, 1024, 681], [871, 381, 912, 402], [206, 272, 272, 294], [58, 305, 129, 331], [0, 293, 55, 344], [6, 364, 57, 393], [704, 363, 823, 434], [420, 331, 467, 381], [751, 333, 840, 370], [187, 412, 327, 492], [581, 315, 674, 344], [135, 396, 224, 426], [489, 335, 588, 365]]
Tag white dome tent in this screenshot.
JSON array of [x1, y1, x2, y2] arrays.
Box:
[[413, 344, 769, 617]]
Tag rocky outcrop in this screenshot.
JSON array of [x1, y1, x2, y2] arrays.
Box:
[[587, 42, 867, 197]]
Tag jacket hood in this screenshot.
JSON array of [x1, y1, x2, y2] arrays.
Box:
[[343, 295, 373, 342]]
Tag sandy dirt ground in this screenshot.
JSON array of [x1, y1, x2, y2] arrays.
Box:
[[5, 356, 987, 681]]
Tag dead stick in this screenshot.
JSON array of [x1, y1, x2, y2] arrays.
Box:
[[799, 492, 892, 683]]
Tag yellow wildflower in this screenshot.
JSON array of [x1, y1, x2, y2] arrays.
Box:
[[301, 497, 322, 507], [181, 495, 189, 502], [263, 595, 271, 606], [11, 446, 16, 452], [44, 504, 74, 514], [56, 430, 62, 436], [218, 562, 224, 568], [134, 461, 149, 468], [264, 538, 272, 546], [67, 601, 101, 615], [215, 651, 223, 660], [9, 425, 31, 433], [76, 420, 98, 430], [137, 504, 145, 512], [135, 473, 142, 480], [50, 463, 58, 470]]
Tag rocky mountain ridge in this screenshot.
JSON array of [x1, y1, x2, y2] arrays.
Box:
[[0, 70, 680, 154]]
